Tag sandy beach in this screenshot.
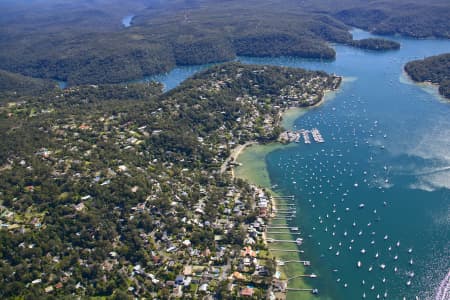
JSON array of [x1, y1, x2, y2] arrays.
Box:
[[220, 141, 256, 177]]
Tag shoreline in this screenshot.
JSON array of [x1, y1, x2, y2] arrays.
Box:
[[220, 141, 257, 178], [232, 83, 343, 300], [400, 70, 448, 102]]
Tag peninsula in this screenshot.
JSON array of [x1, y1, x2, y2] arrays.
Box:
[[0, 62, 340, 299], [404, 53, 450, 99]]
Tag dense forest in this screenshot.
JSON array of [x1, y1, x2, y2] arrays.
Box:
[[0, 70, 58, 98], [404, 53, 450, 98], [349, 38, 400, 51], [0, 62, 340, 298], [1, 0, 446, 85]]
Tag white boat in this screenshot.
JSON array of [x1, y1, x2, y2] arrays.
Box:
[[361, 248, 366, 254], [359, 203, 365, 208], [357, 261, 362, 268], [380, 264, 386, 269]]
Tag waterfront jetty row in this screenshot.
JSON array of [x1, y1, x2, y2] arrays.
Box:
[[279, 128, 325, 144], [266, 194, 319, 298]]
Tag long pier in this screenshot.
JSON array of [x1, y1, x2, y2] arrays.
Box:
[[277, 260, 311, 266], [268, 239, 300, 243], [269, 249, 304, 253], [286, 288, 314, 292], [267, 232, 302, 235], [266, 226, 299, 230], [287, 274, 318, 281]]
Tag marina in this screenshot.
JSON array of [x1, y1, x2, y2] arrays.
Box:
[[279, 128, 324, 144]]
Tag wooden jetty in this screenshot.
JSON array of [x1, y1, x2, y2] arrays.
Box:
[[286, 288, 314, 292], [287, 274, 318, 281], [267, 232, 302, 235], [277, 260, 311, 266], [269, 249, 304, 253], [272, 195, 295, 199], [266, 226, 299, 230]]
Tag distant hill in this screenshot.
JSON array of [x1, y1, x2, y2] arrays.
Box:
[[0, 69, 57, 98], [0, 0, 447, 85], [404, 53, 450, 99]]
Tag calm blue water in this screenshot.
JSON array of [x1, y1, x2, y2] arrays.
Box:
[[138, 64, 212, 91], [237, 31, 450, 299], [57, 80, 67, 89], [122, 15, 134, 28], [141, 29, 450, 299]]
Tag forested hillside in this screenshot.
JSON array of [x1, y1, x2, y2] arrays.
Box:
[[1, 0, 446, 86], [0, 70, 57, 98], [404, 53, 450, 98]]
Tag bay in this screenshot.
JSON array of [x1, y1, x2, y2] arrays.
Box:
[[237, 31, 450, 299], [122, 15, 134, 27]]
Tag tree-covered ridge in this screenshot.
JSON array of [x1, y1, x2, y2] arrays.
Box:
[[0, 0, 431, 86], [333, 0, 449, 38], [0, 63, 341, 299], [349, 38, 400, 51], [0, 69, 58, 97], [404, 53, 450, 99]]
